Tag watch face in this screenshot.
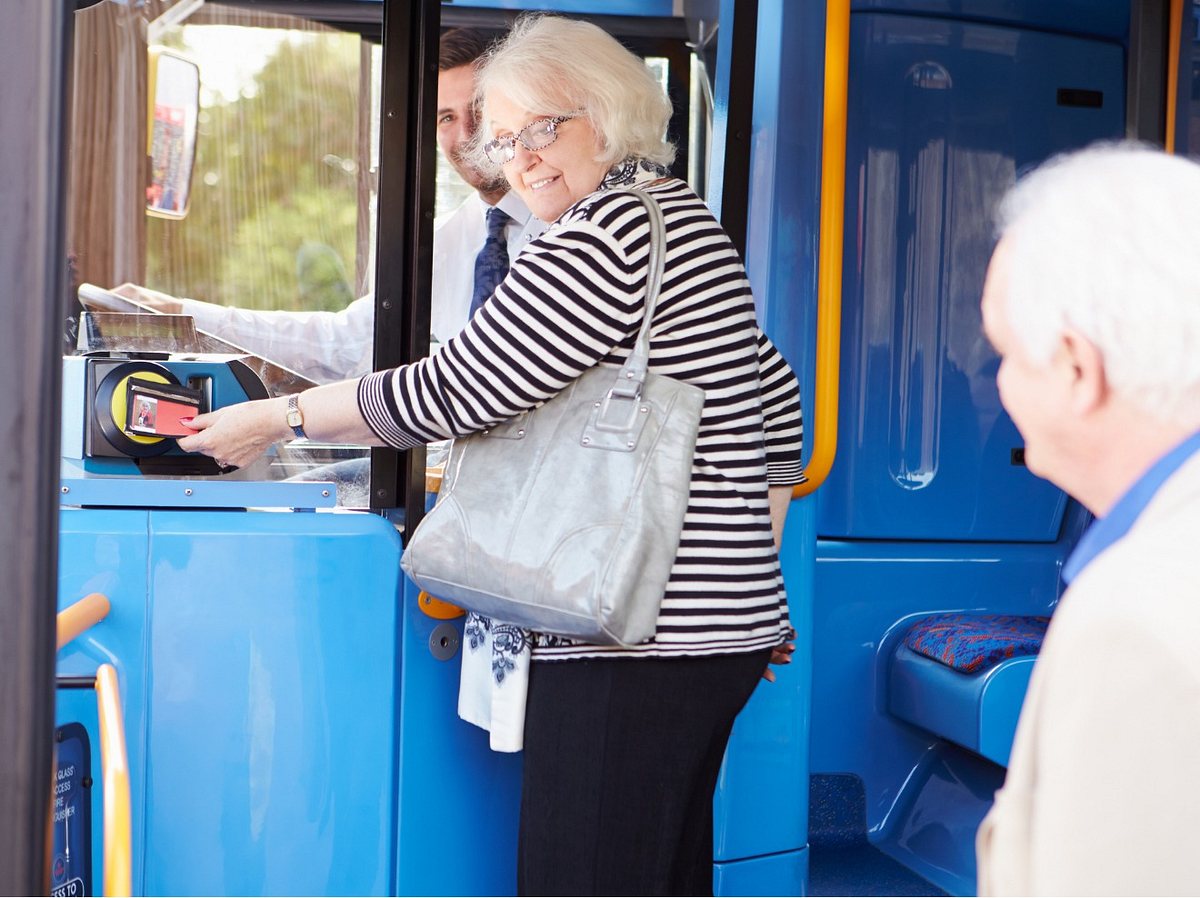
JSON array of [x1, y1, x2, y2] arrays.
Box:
[[287, 410, 302, 427]]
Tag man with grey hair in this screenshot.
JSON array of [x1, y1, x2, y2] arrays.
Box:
[[976, 143, 1200, 895]]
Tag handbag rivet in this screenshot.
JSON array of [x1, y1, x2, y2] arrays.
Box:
[[594, 401, 601, 407], [625, 371, 633, 378], [640, 406, 648, 413], [582, 437, 591, 445], [627, 440, 635, 448], [517, 429, 525, 436]]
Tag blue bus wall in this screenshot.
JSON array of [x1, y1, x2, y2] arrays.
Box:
[[52, 0, 1173, 895], [739, 1, 1128, 894]]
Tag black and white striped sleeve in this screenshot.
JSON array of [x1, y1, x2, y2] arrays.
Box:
[[356, 214, 644, 449], [756, 330, 805, 484]]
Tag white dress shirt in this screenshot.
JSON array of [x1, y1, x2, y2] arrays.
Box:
[[176, 190, 542, 383]]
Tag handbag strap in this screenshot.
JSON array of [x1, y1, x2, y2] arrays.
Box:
[[611, 187, 667, 399]]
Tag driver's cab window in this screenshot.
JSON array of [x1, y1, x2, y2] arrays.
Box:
[[67, 0, 388, 506], [145, 9, 379, 316]]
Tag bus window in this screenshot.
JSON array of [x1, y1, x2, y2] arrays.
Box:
[[67, 2, 390, 506], [145, 7, 376, 313]]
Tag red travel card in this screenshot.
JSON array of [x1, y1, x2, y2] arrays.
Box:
[[125, 377, 203, 438]]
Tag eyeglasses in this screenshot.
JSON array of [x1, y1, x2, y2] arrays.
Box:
[[483, 114, 577, 166]]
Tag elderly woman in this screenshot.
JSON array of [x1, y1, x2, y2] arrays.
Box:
[[181, 15, 804, 896]]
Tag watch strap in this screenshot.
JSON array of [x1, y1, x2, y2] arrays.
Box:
[[287, 393, 307, 439]]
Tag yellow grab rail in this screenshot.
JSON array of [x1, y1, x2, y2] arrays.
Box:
[[54, 596, 130, 896], [795, 0, 851, 498], [56, 592, 111, 650], [95, 663, 132, 897], [1167, 0, 1183, 153]]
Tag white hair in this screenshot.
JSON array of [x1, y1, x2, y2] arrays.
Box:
[[472, 14, 675, 171], [997, 143, 1200, 423]]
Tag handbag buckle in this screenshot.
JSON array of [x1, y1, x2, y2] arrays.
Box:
[[610, 366, 646, 399], [581, 386, 651, 452], [594, 387, 642, 433]]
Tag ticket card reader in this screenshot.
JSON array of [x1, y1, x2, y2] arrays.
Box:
[[63, 295, 365, 508], [65, 351, 269, 472], [79, 354, 266, 476]]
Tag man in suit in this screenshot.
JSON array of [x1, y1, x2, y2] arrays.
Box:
[[976, 144, 1200, 895]]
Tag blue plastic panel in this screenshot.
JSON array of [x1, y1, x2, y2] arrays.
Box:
[[714, 502, 813, 863], [393, 576, 523, 896], [977, 657, 1036, 766], [848, 0, 1131, 41], [140, 510, 400, 895], [714, 848, 808, 898], [57, 508, 153, 891], [818, 14, 1124, 540], [888, 646, 1035, 766], [874, 744, 1005, 896], [715, 0, 821, 877], [59, 474, 335, 509]]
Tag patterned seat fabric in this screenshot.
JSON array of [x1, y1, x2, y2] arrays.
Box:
[[904, 613, 1051, 674]]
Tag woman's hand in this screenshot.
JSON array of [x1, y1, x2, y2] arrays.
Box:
[[762, 641, 795, 683], [176, 396, 291, 469]]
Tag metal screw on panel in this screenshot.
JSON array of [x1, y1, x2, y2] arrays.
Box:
[[61, 486, 69, 494], [321, 490, 331, 498], [184, 488, 193, 496], [381, 299, 392, 310]]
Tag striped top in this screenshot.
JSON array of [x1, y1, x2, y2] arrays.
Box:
[[358, 165, 804, 660]]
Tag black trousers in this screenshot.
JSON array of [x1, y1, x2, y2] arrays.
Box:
[[518, 649, 771, 897]]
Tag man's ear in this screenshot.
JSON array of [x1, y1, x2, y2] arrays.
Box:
[[1060, 328, 1109, 415]]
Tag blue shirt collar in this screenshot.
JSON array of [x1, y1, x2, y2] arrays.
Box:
[[1063, 429, 1200, 584]]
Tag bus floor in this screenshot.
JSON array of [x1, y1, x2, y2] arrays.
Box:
[[807, 774, 949, 897], [809, 843, 949, 897]]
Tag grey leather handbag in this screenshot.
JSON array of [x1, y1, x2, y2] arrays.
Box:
[[400, 189, 705, 646]]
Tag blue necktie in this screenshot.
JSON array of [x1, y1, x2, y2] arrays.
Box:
[[466, 207, 518, 665], [469, 206, 513, 318]]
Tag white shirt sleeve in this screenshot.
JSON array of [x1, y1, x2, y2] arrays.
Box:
[[172, 191, 544, 382], [176, 294, 375, 384]]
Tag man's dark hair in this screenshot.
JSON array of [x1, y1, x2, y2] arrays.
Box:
[[438, 28, 489, 72]]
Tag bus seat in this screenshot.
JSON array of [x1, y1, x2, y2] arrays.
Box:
[[888, 614, 1050, 767]]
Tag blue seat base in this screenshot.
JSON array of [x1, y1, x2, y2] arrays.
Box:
[[889, 644, 1036, 767]]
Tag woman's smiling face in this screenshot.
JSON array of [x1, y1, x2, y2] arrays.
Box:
[[487, 91, 609, 222]]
